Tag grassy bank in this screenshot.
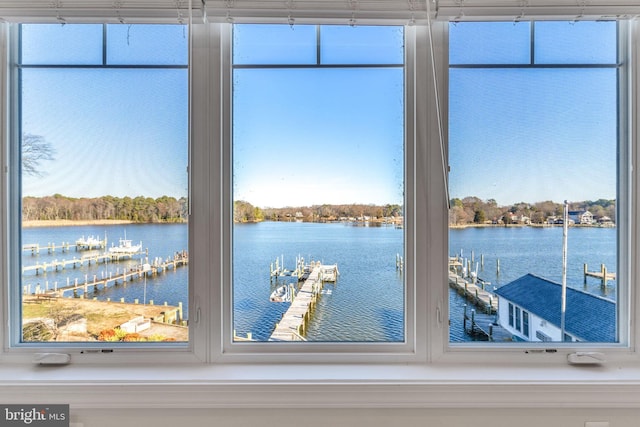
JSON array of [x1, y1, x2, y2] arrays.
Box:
[[22, 296, 187, 342]]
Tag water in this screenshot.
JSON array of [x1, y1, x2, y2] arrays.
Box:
[[22, 222, 616, 343], [233, 222, 404, 341], [449, 226, 617, 342], [22, 224, 189, 318]]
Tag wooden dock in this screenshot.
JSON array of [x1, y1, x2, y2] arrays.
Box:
[[269, 262, 337, 341], [22, 250, 144, 275], [463, 307, 512, 341], [24, 252, 188, 297], [584, 263, 616, 287], [23, 239, 106, 254], [449, 272, 497, 314]]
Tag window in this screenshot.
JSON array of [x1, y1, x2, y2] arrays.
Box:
[[448, 21, 624, 346], [2, 16, 423, 363], [0, 4, 638, 371], [536, 330, 552, 342], [508, 302, 514, 327], [230, 24, 406, 344], [13, 24, 189, 346], [213, 21, 425, 361]]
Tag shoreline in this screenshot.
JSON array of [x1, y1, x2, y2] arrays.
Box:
[[449, 223, 616, 229], [22, 296, 188, 342], [22, 219, 613, 229], [23, 219, 135, 228]]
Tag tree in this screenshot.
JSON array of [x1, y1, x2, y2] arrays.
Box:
[[22, 133, 55, 177], [530, 210, 546, 224], [234, 200, 263, 223]]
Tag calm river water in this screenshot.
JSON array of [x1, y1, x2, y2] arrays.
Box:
[[22, 222, 616, 342], [22, 223, 190, 318], [449, 225, 617, 342]]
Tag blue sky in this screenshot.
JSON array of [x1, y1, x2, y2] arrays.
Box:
[[20, 22, 618, 208], [20, 24, 188, 199], [232, 24, 404, 208], [233, 66, 404, 208], [449, 21, 618, 206]]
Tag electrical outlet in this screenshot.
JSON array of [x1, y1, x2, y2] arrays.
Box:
[[585, 422, 609, 427]]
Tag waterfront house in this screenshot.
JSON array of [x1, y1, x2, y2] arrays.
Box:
[[548, 216, 575, 225], [569, 210, 594, 225], [494, 274, 616, 342], [598, 215, 615, 226]]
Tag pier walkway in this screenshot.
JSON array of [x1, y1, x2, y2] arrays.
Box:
[[24, 252, 188, 297], [269, 262, 338, 341], [449, 271, 498, 314], [463, 308, 512, 341], [22, 250, 144, 275], [23, 238, 107, 254]]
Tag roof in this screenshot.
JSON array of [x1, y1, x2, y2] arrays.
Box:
[[494, 273, 616, 342]]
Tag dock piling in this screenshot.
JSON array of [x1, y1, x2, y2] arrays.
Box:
[[583, 263, 616, 288]]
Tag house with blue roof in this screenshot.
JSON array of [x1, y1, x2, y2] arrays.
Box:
[[494, 274, 616, 342]]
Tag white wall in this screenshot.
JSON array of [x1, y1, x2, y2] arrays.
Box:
[[70, 408, 640, 427]]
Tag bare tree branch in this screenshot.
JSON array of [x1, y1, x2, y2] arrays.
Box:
[[22, 133, 55, 177]]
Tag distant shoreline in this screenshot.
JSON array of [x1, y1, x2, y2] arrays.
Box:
[[449, 223, 615, 229], [22, 219, 136, 228]]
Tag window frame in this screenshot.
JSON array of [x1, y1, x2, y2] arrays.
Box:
[[213, 22, 425, 363], [0, 10, 637, 369], [0, 20, 208, 364], [434, 18, 639, 364], [508, 302, 514, 327]]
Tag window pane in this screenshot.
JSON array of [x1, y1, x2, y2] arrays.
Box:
[[232, 25, 404, 343], [21, 24, 103, 65], [19, 25, 189, 344], [534, 21, 617, 64], [449, 22, 531, 65], [320, 26, 404, 64], [448, 22, 618, 344], [233, 24, 317, 65], [107, 24, 188, 65]]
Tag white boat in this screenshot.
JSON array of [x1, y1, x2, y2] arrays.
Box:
[[75, 235, 106, 249], [270, 284, 292, 303], [108, 238, 142, 255]]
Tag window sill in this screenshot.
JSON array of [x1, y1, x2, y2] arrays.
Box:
[[0, 362, 639, 409]]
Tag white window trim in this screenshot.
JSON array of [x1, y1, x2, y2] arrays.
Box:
[[0, 18, 428, 365], [431, 18, 640, 366], [0, 20, 206, 364], [0, 2, 639, 412], [212, 22, 424, 364]]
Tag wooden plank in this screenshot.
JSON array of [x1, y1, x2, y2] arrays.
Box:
[[24, 254, 188, 296], [269, 264, 327, 341], [449, 272, 497, 313]]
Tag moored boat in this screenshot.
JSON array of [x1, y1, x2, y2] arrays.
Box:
[[270, 284, 293, 302], [75, 235, 106, 250], [108, 238, 142, 255]]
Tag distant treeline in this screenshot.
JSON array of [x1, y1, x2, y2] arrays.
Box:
[[234, 200, 403, 223], [23, 194, 188, 223], [449, 196, 616, 226]]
